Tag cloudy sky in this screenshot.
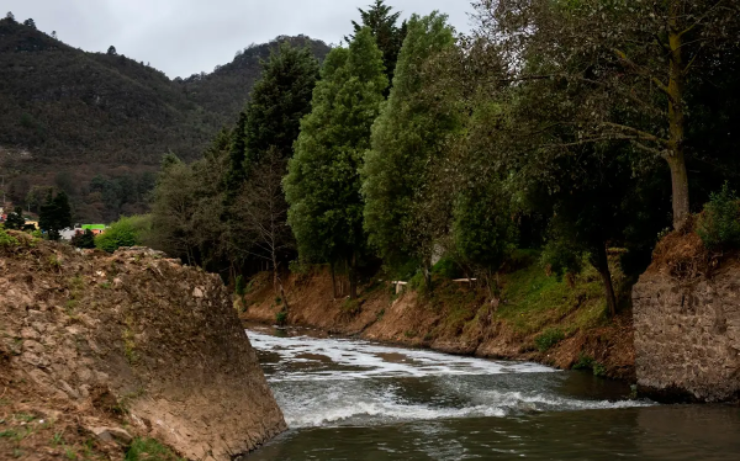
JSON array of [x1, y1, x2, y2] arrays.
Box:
[[5, 0, 475, 78]]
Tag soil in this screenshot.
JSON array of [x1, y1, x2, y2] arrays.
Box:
[[242, 268, 636, 381], [0, 233, 286, 460]]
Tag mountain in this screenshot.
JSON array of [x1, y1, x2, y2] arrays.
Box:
[[0, 18, 331, 222]]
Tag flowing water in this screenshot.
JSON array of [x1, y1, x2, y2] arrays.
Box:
[[247, 326, 740, 460]]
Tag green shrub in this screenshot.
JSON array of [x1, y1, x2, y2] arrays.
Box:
[[573, 353, 606, 377], [432, 257, 463, 279], [697, 182, 740, 250], [534, 328, 565, 352], [235, 275, 247, 296], [95, 215, 152, 253], [275, 311, 288, 326], [125, 438, 182, 461], [0, 228, 20, 247]]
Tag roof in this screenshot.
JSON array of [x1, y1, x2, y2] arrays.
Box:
[[81, 224, 107, 230]]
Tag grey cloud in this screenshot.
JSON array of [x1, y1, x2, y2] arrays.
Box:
[[4, 0, 474, 78]]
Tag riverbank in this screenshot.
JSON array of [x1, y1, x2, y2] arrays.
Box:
[[241, 252, 635, 381]]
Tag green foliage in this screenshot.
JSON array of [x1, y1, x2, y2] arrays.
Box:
[[125, 438, 182, 461], [541, 239, 584, 281], [39, 190, 72, 241], [286, 28, 387, 271], [697, 182, 740, 250], [362, 13, 459, 271], [349, 0, 407, 90], [535, 328, 565, 352], [235, 275, 247, 297], [453, 183, 517, 275], [71, 229, 96, 249], [0, 228, 20, 247], [244, 42, 321, 165], [432, 257, 463, 280], [3, 207, 25, 230], [573, 353, 606, 378], [275, 311, 288, 326], [95, 215, 151, 253]]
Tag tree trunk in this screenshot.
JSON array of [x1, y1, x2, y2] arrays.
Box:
[[272, 253, 289, 311], [348, 254, 358, 300], [590, 244, 617, 318], [666, 3, 691, 230], [330, 262, 337, 299]]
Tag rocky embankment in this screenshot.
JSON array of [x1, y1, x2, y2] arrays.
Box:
[[634, 230, 740, 403], [241, 267, 635, 381], [0, 232, 286, 460]]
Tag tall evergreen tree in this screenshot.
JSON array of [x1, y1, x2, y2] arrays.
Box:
[[39, 191, 72, 241], [285, 28, 388, 299], [225, 113, 247, 198], [243, 42, 320, 166], [350, 0, 407, 91], [361, 13, 459, 282]]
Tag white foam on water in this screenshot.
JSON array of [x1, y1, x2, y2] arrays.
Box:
[[247, 329, 654, 429], [248, 329, 554, 382]]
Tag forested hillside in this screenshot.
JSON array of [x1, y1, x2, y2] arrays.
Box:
[[0, 16, 329, 222]]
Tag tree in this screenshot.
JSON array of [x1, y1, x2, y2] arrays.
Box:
[[95, 215, 151, 253], [361, 13, 460, 284], [22, 18, 35, 29], [4, 207, 25, 230], [453, 183, 517, 299], [71, 229, 96, 249], [39, 191, 72, 241], [107, 46, 117, 56], [286, 28, 388, 299], [243, 42, 320, 166], [5, 12, 15, 22], [234, 148, 293, 311], [51, 31, 57, 39], [474, 0, 740, 229], [349, 0, 407, 90], [225, 114, 247, 199]]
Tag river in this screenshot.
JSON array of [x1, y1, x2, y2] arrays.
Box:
[[246, 325, 740, 460]]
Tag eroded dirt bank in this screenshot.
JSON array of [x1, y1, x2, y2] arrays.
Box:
[[242, 263, 635, 381], [0, 233, 286, 460]]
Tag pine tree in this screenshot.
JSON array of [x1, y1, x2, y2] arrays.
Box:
[[243, 42, 320, 167], [5, 12, 15, 23], [349, 0, 407, 91], [107, 46, 117, 56], [225, 113, 247, 198], [361, 13, 459, 282], [285, 28, 387, 299], [23, 18, 36, 29], [39, 191, 72, 241]]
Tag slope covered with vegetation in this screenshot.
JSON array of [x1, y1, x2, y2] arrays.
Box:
[[0, 16, 329, 223]]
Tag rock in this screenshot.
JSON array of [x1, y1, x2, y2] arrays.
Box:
[[21, 327, 40, 340], [193, 287, 204, 298], [90, 426, 133, 445]]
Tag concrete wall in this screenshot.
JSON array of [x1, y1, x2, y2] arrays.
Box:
[[633, 266, 740, 402]]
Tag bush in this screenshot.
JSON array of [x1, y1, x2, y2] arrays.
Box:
[[432, 257, 463, 279], [275, 311, 287, 326], [235, 275, 247, 296], [95, 215, 152, 253], [573, 353, 606, 377], [71, 229, 96, 249], [535, 328, 565, 352], [0, 228, 20, 247], [697, 182, 740, 250]]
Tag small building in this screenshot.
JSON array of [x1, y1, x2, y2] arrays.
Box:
[[81, 224, 107, 236]]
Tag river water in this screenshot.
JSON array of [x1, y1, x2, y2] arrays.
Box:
[[247, 326, 740, 460]]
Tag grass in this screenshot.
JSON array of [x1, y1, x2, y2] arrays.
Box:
[[125, 438, 183, 461], [535, 328, 565, 352], [495, 259, 607, 335]]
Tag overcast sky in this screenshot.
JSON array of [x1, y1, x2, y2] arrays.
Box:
[[5, 1, 475, 78]]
